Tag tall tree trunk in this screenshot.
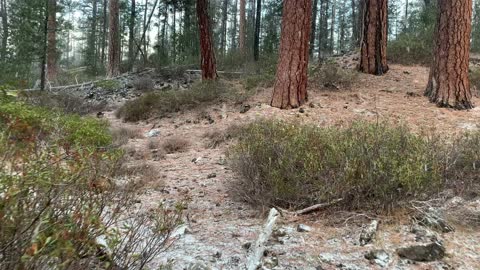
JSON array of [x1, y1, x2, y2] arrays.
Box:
[[425, 0, 473, 109], [253, 0, 261, 61], [330, 0, 336, 54], [128, 0, 136, 71], [197, 0, 217, 80], [107, 0, 120, 78], [172, 4, 176, 63], [101, 0, 107, 65], [143, 0, 148, 64], [220, 0, 228, 55], [0, 0, 8, 62], [317, 0, 328, 61], [239, 0, 246, 55], [47, 0, 57, 82], [403, 0, 408, 32], [231, 0, 238, 50], [309, 0, 318, 58], [359, 0, 388, 75], [271, 0, 312, 109], [87, 0, 98, 73], [351, 0, 360, 48]]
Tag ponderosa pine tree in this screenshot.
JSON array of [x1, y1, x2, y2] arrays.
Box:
[[128, 0, 136, 71], [424, 0, 473, 109], [239, 0, 246, 55], [359, 0, 388, 75], [271, 0, 312, 109], [253, 0, 261, 61], [197, 0, 217, 80], [107, 0, 120, 78]]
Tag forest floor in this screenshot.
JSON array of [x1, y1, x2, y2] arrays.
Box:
[[105, 64, 480, 270]]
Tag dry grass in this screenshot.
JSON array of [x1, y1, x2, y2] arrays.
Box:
[[162, 137, 190, 154], [111, 126, 143, 146]]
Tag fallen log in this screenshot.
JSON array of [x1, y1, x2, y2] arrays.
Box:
[[275, 198, 343, 216], [246, 208, 279, 270]]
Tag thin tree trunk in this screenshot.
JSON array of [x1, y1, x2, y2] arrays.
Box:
[[107, 0, 120, 77], [403, 0, 408, 32], [317, 0, 328, 62], [86, 0, 98, 73], [40, 0, 49, 91], [359, 0, 388, 75], [271, 0, 312, 109], [330, 0, 336, 54], [0, 0, 8, 62], [47, 0, 57, 82], [128, 0, 136, 71], [143, 0, 148, 64], [425, 0, 473, 109], [231, 0, 238, 50], [239, 0, 246, 55], [309, 0, 318, 58], [220, 0, 228, 55], [253, 0, 261, 61], [197, 0, 217, 80], [172, 4, 176, 63]]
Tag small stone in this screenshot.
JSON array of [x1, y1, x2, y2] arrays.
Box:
[[96, 111, 104, 118], [309, 102, 316, 108], [240, 104, 251, 113], [207, 173, 217, 179], [297, 224, 312, 232], [146, 129, 160, 138], [397, 241, 446, 262], [213, 251, 222, 259], [360, 220, 379, 246], [242, 242, 252, 250], [299, 108, 305, 113], [365, 249, 390, 268]]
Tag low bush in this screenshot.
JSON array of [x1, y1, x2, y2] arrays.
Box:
[[111, 126, 143, 146], [228, 120, 454, 212], [311, 61, 358, 90], [162, 137, 190, 154], [469, 67, 480, 95], [0, 100, 183, 269], [132, 77, 155, 91], [116, 80, 245, 122], [19, 91, 106, 115], [388, 33, 433, 66]]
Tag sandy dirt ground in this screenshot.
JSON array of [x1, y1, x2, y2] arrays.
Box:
[[106, 64, 480, 270]]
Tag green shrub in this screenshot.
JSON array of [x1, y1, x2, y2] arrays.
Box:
[[116, 80, 246, 122], [228, 120, 445, 211], [469, 67, 480, 95], [388, 33, 433, 66], [94, 79, 121, 90], [20, 91, 106, 115], [0, 100, 183, 269], [311, 61, 358, 90]]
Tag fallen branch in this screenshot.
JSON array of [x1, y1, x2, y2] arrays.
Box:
[[246, 208, 279, 270], [275, 198, 343, 216]]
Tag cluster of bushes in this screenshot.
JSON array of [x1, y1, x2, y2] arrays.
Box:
[[116, 80, 246, 122], [310, 61, 358, 90], [228, 120, 480, 212], [0, 99, 182, 269]]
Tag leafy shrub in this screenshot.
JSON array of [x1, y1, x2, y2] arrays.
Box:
[[469, 67, 480, 95], [0, 100, 183, 269], [116, 80, 246, 122], [311, 61, 358, 90], [228, 120, 445, 212]]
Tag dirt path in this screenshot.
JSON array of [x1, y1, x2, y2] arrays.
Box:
[[106, 64, 480, 270]]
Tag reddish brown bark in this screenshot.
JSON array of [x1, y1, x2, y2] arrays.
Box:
[[47, 0, 57, 82], [359, 0, 388, 75], [196, 0, 217, 80], [271, 0, 312, 109], [425, 0, 473, 109], [239, 0, 246, 55], [107, 0, 121, 78]]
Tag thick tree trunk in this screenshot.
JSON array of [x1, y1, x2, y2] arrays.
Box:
[[220, 0, 228, 55], [425, 0, 473, 109], [101, 0, 107, 65], [359, 0, 388, 75], [86, 0, 98, 73], [309, 0, 318, 57], [107, 0, 120, 78], [47, 0, 57, 82], [253, 0, 261, 61], [128, 0, 136, 71], [197, 0, 217, 80], [239, 0, 246, 55], [1, 0, 8, 62], [271, 0, 312, 109]]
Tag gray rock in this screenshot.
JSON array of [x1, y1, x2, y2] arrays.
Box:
[[365, 250, 390, 268], [297, 224, 312, 232], [240, 104, 251, 113], [146, 129, 161, 138], [207, 173, 217, 179], [396, 241, 446, 262], [417, 210, 454, 233], [411, 225, 438, 242], [360, 220, 378, 246]]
